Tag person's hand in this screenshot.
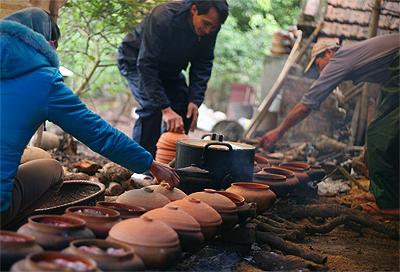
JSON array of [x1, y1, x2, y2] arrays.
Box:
[[259, 127, 283, 151], [186, 102, 199, 132], [150, 160, 180, 189], [162, 107, 184, 132]]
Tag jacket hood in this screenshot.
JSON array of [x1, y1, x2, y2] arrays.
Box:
[[0, 19, 59, 79]]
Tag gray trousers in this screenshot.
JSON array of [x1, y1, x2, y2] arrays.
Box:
[[1, 159, 64, 229]]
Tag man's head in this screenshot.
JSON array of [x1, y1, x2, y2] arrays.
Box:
[[305, 39, 339, 73], [190, 0, 229, 37]]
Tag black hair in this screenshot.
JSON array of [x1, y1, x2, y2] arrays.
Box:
[[49, 16, 61, 42], [192, 0, 229, 24]]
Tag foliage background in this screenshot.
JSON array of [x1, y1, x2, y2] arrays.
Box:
[[58, 0, 301, 112]]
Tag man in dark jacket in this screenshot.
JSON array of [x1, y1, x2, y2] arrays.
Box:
[[117, 0, 229, 156]]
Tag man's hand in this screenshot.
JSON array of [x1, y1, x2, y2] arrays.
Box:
[[259, 127, 283, 151], [162, 107, 184, 132], [186, 102, 199, 132], [150, 160, 180, 189]]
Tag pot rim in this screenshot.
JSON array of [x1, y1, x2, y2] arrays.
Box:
[[230, 182, 271, 190], [27, 215, 87, 232], [176, 138, 255, 150], [26, 251, 97, 271], [262, 167, 295, 178], [279, 162, 310, 171], [96, 201, 147, 213], [65, 206, 120, 221], [0, 230, 36, 246], [70, 238, 135, 260]]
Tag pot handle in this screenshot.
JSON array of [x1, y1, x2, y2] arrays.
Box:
[[202, 142, 233, 166], [201, 133, 224, 141]]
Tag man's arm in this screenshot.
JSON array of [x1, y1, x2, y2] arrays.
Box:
[[260, 103, 311, 150]]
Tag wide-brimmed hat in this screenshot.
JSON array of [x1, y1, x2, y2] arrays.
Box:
[[305, 39, 339, 73]]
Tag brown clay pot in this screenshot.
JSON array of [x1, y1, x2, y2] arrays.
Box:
[[64, 239, 145, 271], [96, 201, 146, 219], [146, 183, 187, 201], [64, 206, 121, 239], [116, 187, 170, 210], [212, 190, 245, 207], [108, 216, 181, 269], [279, 162, 310, 184], [165, 197, 222, 241], [17, 215, 94, 250], [256, 167, 299, 197], [226, 182, 276, 214], [254, 153, 270, 165], [0, 231, 43, 270], [11, 251, 99, 272], [144, 206, 204, 253], [189, 189, 238, 231]]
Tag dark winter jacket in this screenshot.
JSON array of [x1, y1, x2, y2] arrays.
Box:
[[117, 0, 218, 109]]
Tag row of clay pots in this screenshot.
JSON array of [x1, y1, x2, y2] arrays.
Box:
[[155, 132, 188, 164]]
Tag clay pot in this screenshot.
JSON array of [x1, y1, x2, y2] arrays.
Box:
[[146, 183, 187, 201], [96, 201, 146, 219], [108, 216, 181, 269], [212, 190, 245, 207], [165, 197, 222, 241], [64, 206, 121, 238], [189, 189, 238, 231], [226, 182, 276, 214], [11, 251, 99, 272], [144, 206, 204, 252], [17, 215, 94, 250], [64, 239, 145, 271], [279, 162, 310, 184], [156, 132, 188, 164], [254, 153, 270, 165], [257, 167, 299, 197], [0, 231, 43, 270], [308, 165, 326, 181], [117, 187, 170, 210]]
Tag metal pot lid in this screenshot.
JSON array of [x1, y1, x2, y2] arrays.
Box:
[[176, 165, 211, 178], [177, 139, 255, 151]]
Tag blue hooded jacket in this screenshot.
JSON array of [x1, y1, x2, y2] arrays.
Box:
[[0, 11, 153, 212]]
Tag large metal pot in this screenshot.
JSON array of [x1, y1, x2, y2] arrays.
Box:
[[175, 134, 255, 189]]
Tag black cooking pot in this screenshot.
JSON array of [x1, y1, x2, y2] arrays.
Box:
[[175, 134, 255, 189]]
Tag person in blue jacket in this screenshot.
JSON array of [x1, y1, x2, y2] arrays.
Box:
[[118, 0, 229, 156], [0, 7, 180, 228]]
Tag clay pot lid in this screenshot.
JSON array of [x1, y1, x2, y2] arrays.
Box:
[[65, 206, 120, 219], [27, 251, 97, 271], [254, 171, 287, 181], [70, 238, 135, 257], [231, 182, 271, 190], [279, 162, 310, 171], [177, 139, 254, 150], [144, 206, 201, 232], [262, 167, 295, 178], [146, 183, 187, 201], [189, 190, 237, 213], [0, 231, 35, 245], [165, 197, 222, 227], [159, 132, 189, 144], [108, 216, 179, 248], [27, 215, 87, 230], [116, 187, 170, 210], [214, 191, 245, 207]]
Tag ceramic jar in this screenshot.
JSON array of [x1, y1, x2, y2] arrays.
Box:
[[64, 239, 145, 271], [146, 183, 187, 201], [226, 182, 276, 214], [64, 206, 121, 238], [189, 189, 238, 231], [11, 251, 99, 272], [0, 231, 43, 270], [117, 187, 170, 210], [17, 215, 94, 250], [144, 206, 204, 252], [108, 216, 181, 269], [165, 197, 222, 241], [279, 162, 310, 184], [257, 167, 299, 197], [96, 201, 146, 219], [254, 171, 288, 197], [156, 132, 188, 164]]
